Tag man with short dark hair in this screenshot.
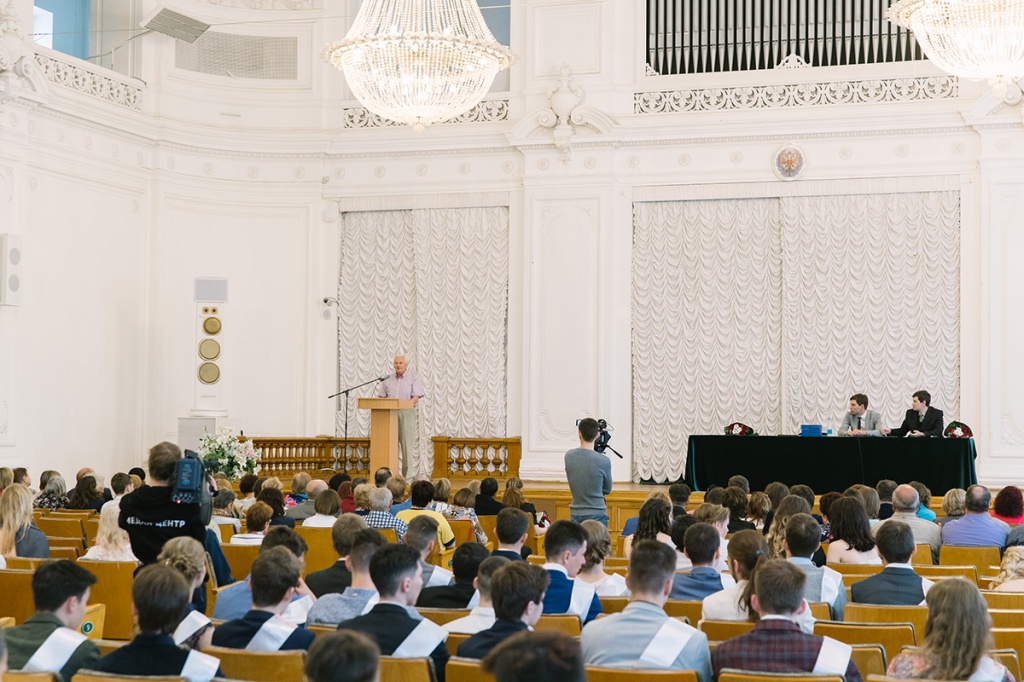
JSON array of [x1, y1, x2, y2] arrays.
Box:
[[784, 513, 845, 620], [839, 394, 888, 437], [541, 520, 602, 624], [5, 560, 100, 680], [418, 542, 489, 608], [872, 484, 941, 562], [876, 479, 897, 520], [305, 514, 368, 597], [482, 631, 585, 682], [941, 484, 1010, 548], [458, 561, 549, 659], [668, 483, 691, 518], [305, 630, 380, 682], [445, 556, 511, 635], [102, 473, 134, 512], [722, 486, 755, 533], [564, 418, 613, 525], [891, 390, 944, 438], [373, 467, 392, 488], [670, 522, 734, 600], [404, 515, 454, 588], [493, 508, 529, 562], [308, 529, 386, 625], [286, 479, 328, 522], [213, 547, 316, 651], [727, 475, 750, 495], [337, 544, 449, 681], [396, 481, 456, 549], [582, 540, 712, 678], [475, 478, 506, 516], [851, 521, 933, 605], [712, 561, 862, 682]]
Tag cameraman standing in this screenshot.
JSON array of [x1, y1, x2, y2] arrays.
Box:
[[119, 442, 208, 565], [564, 418, 613, 526]]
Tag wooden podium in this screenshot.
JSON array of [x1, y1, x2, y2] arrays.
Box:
[[358, 398, 413, 473]]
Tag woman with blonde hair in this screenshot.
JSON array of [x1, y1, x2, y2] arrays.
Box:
[[82, 504, 138, 562], [625, 497, 675, 557], [443, 487, 489, 544], [991, 546, 1024, 592], [158, 536, 214, 650], [0, 484, 48, 558], [576, 520, 628, 596], [694, 502, 731, 562], [429, 478, 452, 514], [937, 488, 967, 526], [765, 495, 811, 560], [888, 578, 1012, 681], [352, 483, 374, 515], [0, 467, 13, 491]]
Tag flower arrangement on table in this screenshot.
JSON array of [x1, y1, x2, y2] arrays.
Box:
[[197, 428, 262, 480], [725, 422, 758, 436], [944, 421, 973, 439]]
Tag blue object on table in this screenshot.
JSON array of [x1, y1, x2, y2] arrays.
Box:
[[800, 424, 823, 437]]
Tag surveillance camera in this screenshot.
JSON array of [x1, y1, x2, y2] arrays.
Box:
[[323, 297, 330, 305]]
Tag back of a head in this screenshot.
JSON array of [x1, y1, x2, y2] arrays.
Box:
[[576, 418, 599, 444], [258, 487, 286, 516], [684, 522, 722, 565], [481, 477, 499, 497], [33, 560, 97, 612], [452, 487, 475, 509], [636, 497, 672, 539], [133, 563, 190, 635], [543, 520, 586, 560], [765, 482, 790, 509], [694, 502, 729, 526], [348, 529, 386, 573], [452, 542, 490, 584], [490, 562, 550, 621], [239, 473, 259, 495], [943, 488, 967, 517], [876, 479, 898, 502], [305, 630, 380, 682], [628, 540, 676, 595], [291, 472, 311, 494], [374, 467, 393, 487], [704, 488, 725, 505], [482, 631, 585, 682], [128, 467, 146, 483], [158, 536, 206, 585], [433, 478, 451, 503], [580, 519, 611, 570], [496, 507, 530, 545], [331, 513, 369, 557], [909, 481, 932, 508], [727, 475, 750, 495], [789, 484, 815, 508], [409, 480, 435, 507], [721, 486, 749, 521], [328, 473, 352, 492], [818, 491, 842, 520], [668, 483, 691, 507], [921, 577, 991, 679], [385, 475, 407, 502], [784, 513, 820, 558], [753, 560, 806, 616], [251, 546, 301, 608], [110, 472, 132, 496], [875, 521, 915, 564], [314, 489, 342, 516], [965, 485, 992, 513], [404, 515, 439, 552], [746, 492, 771, 524], [245, 501, 273, 532], [369, 543, 421, 597], [727, 529, 768, 578], [477, 556, 511, 599], [892, 484, 921, 513], [213, 489, 237, 510], [367, 486, 393, 512], [774, 495, 811, 522], [148, 442, 182, 482], [261, 525, 308, 559], [670, 514, 700, 551]]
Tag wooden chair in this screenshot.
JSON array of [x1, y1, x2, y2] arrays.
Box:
[[447, 656, 494, 682], [826, 564, 883, 575], [604, 557, 629, 568], [534, 614, 582, 636], [294, 526, 336, 575], [844, 604, 928, 638], [588, 668, 699, 681], [308, 624, 336, 638], [526, 555, 545, 566], [477, 516, 498, 548], [80, 603, 106, 639], [992, 648, 1022, 681], [915, 564, 979, 585], [911, 544, 934, 565], [0, 615, 15, 628], [850, 643, 888, 678], [3, 673, 58, 681], [49, 545, 82, 561], [48, 536, 86, 554], [219, 542, 260, 579], [217, 523, 236, 543], [204, 645, 306, 681], [448, 519, 475, 546], [72, 674, 185, 682], [418, 608, 471, 626], [614, 534, 627, 557], [94, 639, 128, 657], [989, 609, 1024, 628], [992, 628, 1024, 658], [0, 569, 38, 622], [840, 574, 874, 587], [429, 546, 456, 570], [699, 619, 756, 641], [939, 545, 1001, 575], [85, 518, 100, 545], [378, 656, 437, 682], [77, 560, 137, 640], [50, 509, 95, 519], [601, 596, 629, 614], [664, 600, 703, 625], [36, 516, 86, 543], [379, 528, 399, 543], [813, 621, 916, 662], [446, 632, 471, 656], [807, 602, 831, 620], [718, 672, 842, 682], [983, 591, 1024, 609], [6, 557, 47, 570]]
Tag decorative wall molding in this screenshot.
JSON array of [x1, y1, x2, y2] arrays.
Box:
[[34, 53, 142, 110], [343, 99, 510, 128], [634, 76, 959, 114]]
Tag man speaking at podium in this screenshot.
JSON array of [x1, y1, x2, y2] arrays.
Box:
[[378, 354, 426, 478]]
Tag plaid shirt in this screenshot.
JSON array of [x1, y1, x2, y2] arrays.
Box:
[[365, 510, 408, 541], [711, 618, 862, 682]]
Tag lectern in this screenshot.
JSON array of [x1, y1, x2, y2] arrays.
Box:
[[358, 398, 413, 473]]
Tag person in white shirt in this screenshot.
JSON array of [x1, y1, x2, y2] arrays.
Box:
[[82, 505, 138, 563], [302, 490, 342, 528], [576, 520, 628, 596], [702, 529, 768, 622], [444, 555, 511, 634], [231, 502, 272, 545]]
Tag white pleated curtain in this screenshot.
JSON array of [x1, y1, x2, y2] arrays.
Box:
[[337, 207, 509, 477], [632, 191, 960, 482]]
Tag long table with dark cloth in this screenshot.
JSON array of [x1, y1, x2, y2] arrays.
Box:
[[684, 435, 977, 495]]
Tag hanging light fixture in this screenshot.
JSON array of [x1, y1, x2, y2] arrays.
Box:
[[888, 0, 1024, 103], [323, 0, 515, 131]]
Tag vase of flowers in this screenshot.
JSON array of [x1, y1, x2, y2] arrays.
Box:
[[197, 428, 262, 480]]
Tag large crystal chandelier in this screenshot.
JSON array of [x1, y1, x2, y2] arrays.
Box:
[[323, 0, 515, 131], [888, 0, 1024, 103]]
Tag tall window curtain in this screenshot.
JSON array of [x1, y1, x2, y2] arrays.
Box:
[[338, 206, 509, 477], [632, 190, 960, 483]]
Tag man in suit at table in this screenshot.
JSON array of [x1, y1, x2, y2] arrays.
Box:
[[891, 390, 944, 437], [851, 521, 933, 606], [839, 394, 890, 436]]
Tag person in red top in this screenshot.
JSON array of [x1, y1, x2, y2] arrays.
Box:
[[992, 486, 1024, 525]]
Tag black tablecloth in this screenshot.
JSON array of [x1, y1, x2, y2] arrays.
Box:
[[684, 435, 977, 494]]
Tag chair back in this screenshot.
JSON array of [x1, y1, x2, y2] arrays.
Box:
[[428, 546, 456, 570], [379, 655, 437, 682], [992, 628, 1024, 660], [448, 519, 475, 545], [601, 596, 629, 614], [983, 591, 1024, 609], [49, 545, 82, 561], [294, 526, 337, 575], [0, 569, 37, 623], [477, 515, 498, 548], [94, 638, 128, 657], [418, 608, 472, 626], [80, 603, 106, 639], [217, 523, 236, 543], [204, 645, 306, 681], [0, 615, 15, 628], [911, 544, 934, 565], [49, 510, 95, 518], [36, 517, 86, 543], [663, 600, 703, 625], [939, 545, 1001, 575], [77, 559, 137, 640], [2, 673, 59, 681], [85, 519, 100, 545], [588, 668, 699, 682], [219, 542, 261, 579], [6, 557, 47, 570], [72, 673, 185, 682], [813, 620, 915, 662], [850, 643, 888, 678], [307, 624, 336, 638], [826, 563, 884, 575], [718, 672, 842, 682], [446, 632, 471, 656], [915, 564, 979, 585], [699, 619, 755, 641], [47, 536, 86, 554], [379, 528, 399, 544], [534, 614, 582, 636], [990, 610, 1024, 629], [844, 604, 928, 638], [807, 602, 831, 620], [447, 656, 494, 682]]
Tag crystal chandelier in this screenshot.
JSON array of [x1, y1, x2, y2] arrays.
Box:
[[888, 0, 1024, 103], [323, 0, 515, 131]]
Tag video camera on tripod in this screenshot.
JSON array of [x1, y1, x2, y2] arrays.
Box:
[[172, 449, 214, 524], [577, 418, 624, 459]]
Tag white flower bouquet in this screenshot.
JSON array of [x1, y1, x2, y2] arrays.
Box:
[[198, 428, 262, 480]]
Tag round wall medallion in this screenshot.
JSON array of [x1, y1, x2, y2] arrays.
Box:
[[202, 317, 222, 335], [198, 362, 221, 384], [198, 338, 221, 360], [772, 144, 805, 181]]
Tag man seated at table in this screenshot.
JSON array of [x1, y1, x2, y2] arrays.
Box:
[[784, 513, 845, 620], [839, 394, 889, 436], [891, 390, 944, 437], [872, 484, 941, 563], [851, 521, 933, 605], [941, 485, 1010, 548], [670, 522, 734, 600]]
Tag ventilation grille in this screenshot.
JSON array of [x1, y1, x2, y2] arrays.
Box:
[[175, 32, 298, 80]]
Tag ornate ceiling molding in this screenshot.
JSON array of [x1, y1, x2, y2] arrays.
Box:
[[34, 53, 141, 110], [342, 99, 509, 128]]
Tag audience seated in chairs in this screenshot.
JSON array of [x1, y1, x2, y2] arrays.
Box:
[[444, 555, 510, 635], [91, 563, 223, 681], [362, 486, 409, 540], [404, 515, 454, 588], [2, 484, 50, 559], [886, 578, 1012, 681], [418, 542, 489, 608], [68, 475, 105, 513], [766, 495, 814, 561], [305, 514, 367, 598], [671, 522, 735, 601], [302, 489, 343, 529], [285, 472, 312, 509], [694, 502, 733, 565], [936, 488, 967, 526], [234, 473, 260, 516], [286, 478, 328, 523], [83, 504, 139, 562], [825, 496, 881, 565], [482, 630, 585, 682], [784, 513, 846, 620], [231, 501, 274, 545], [386, 475, 411, 516], [624, 497, 675, 558], [442, 487, 490, 544], [746, 491, 771, 531], [993, 485, 1024, 526], [397, 481, 457, 550], [457, 560, 548, 659], [34, 474, 70, 511], [669, 513, 703, 572], [212, 546, 316, 651], [257, 486, 295, 529], [940, 484, 1009, 549], [620, 490, 672, 538], [711, 559, 863, 682], [308, 529, 385, 625], [874, 484, 941, 562], [540, 520, 602, 624], [703, 529, 780, 625], [992, 546, 1024, 592], [475, 477, 506, 516], [337, 543, 450, 682], [305, 630, 380, 682], [576, 520, 628, 597], [724, 486, 756, 534], [582, 539, 712, 680], [850, 520, 933, 606], [492, 507, 530, 562], [158, 536, 214, 650], [5, 559, 100, 680], [101, 472, 134, 513]]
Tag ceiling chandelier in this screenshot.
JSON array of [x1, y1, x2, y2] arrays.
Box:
[[322, 0, 515, 131], [888, 0, 1024, 103]]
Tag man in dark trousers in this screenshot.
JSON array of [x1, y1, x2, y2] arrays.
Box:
[[564, 418, 612, 525]]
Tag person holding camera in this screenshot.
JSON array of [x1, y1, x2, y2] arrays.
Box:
[[119, 442, 209, 565], [564, 418, 613, 526]]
